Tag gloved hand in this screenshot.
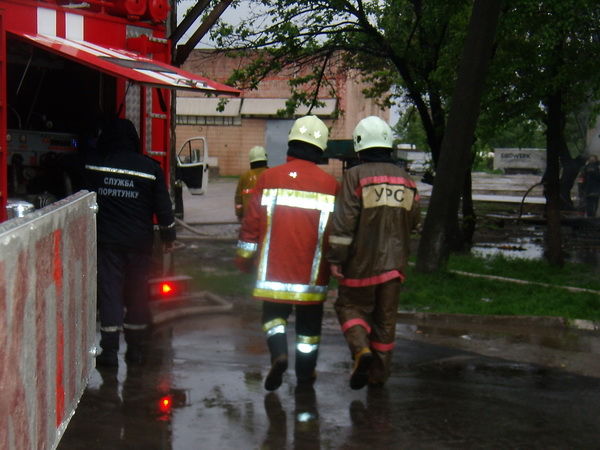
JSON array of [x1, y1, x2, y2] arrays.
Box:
[[236, 255, 253, 273]]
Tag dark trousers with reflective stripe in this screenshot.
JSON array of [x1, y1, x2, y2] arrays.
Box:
[[262, 301, 323, 379], [98, 245, 152, 334], [334, 278, 401, 384]]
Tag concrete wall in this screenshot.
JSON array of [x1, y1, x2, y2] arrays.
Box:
[[0, 191, 97, 450]]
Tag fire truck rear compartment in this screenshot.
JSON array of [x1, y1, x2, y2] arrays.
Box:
[[7, 36, 117, 207]]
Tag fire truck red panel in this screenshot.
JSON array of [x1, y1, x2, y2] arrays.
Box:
[[9, 31, 240, 95]]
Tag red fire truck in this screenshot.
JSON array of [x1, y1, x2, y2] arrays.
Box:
[[0, 0, 239, 222]]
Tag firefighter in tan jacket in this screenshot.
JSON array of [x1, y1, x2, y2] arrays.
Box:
[[234, 146, 269, 221], [328, 116, 421, 390]]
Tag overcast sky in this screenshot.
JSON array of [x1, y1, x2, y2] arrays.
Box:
[[175, 0, 253, 48]]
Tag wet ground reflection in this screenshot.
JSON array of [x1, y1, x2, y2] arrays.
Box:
[[58, 311, 600, 449]]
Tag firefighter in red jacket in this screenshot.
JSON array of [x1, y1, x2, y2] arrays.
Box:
[[234, 146, 269, 221], [236, 115, 340, 391], [328, 116, 421, 390]]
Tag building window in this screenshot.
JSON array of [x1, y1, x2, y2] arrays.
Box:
[[175, 115, 241, 126]]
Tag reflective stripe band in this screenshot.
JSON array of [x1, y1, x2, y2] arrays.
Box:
[[256, 280, 328, 296], [297, 412, 317, 422], [329, 235, 353, 246], [358, 175, 417, 190], [371, 340, 395, 352], [258, 191, 276, 282], [85, 164, 156, 180], [296, 342, 319, 354], [263, 318, 287, 333], [238, 240, 258, 252], [253, 287, 327, 303], [237, 249, 255, 258], [261, 188, 335, 213], [311, 207, 330, 285], [297, 335, 320, 352], [341, 318, 371, 334], [265, 324, 286, 338], [297, 334, 321, 345], [123, 323, 148, 330], [100, 326, 122, 332], [340, 270, 404, 287], [237, 240, 257, 258], [159, 221, 176, 230]]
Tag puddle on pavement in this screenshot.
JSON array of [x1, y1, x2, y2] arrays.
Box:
[[472, 221, 600, 268], [472, 240, 544, 260]]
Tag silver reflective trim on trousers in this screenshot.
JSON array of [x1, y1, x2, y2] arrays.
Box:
[[123, 323, 148, 330], [256, 280, 328, 295], [297, 412, 317, 422], [85, 164, 157, 180], [238, 240, 258, 252], [265, 324, 286, 337], [160, 221, 176, 230], [257, 188, 335, 287], [296, 342, 319, 354], [100, 326, 122, 332]]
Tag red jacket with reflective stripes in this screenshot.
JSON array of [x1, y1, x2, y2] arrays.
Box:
[[237, 157, 339, 304]]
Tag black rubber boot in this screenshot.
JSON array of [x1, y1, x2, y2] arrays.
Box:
[[295, 346, 319, 386], [350, 347, 373, 390], [97, 331, 120, 368], [264, 355, 288, 391], [264, 333, 288, 391], [124, 328, 147, 365]]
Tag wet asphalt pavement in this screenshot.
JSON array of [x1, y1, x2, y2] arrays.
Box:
[[57, 305, 600, 449], [57, 176, 600, 449]]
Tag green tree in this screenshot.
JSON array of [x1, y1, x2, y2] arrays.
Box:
[[415, 0, 503, 272], [199, 0, 600, 270], [481, 0, 600, 266], [210, 0, 471, 158], [209, 0, 487, 264]]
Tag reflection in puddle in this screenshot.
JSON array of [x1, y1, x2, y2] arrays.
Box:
[[472, 222, 600, 268], [472, 241, 544, 260]]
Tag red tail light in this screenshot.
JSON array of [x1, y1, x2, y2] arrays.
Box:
[[158, 394, 173, 415], [148, 275, 191, 301], [160, 282, 174, 295]]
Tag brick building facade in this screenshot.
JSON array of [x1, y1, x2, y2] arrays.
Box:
[[175, 50, 390, 178]]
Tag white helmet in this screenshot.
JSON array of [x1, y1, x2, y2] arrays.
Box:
[[353, 116, 393, 152], [248, 146, 267, 163], [288, 115, 329, 151]]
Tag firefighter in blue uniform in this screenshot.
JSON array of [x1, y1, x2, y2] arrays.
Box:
[[84, 118, 176, 367]]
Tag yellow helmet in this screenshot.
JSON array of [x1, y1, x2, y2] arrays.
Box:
[[353, 116, 393, 152], [248, 146, 267, 163], [288, 115, 329, 151]]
